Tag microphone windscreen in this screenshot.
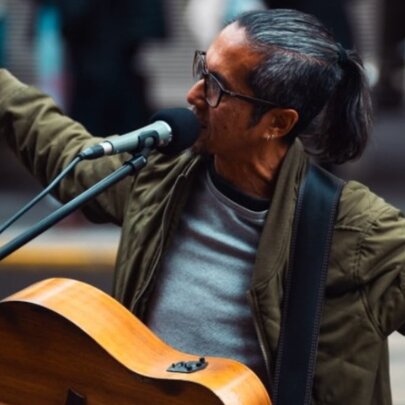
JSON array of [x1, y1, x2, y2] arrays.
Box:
[[150, 108, 201, 155]]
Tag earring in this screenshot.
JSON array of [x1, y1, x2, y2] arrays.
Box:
[[265, 134, 274, 142]]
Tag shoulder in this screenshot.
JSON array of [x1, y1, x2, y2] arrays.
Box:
[[335, 181, 405, 336], [332, 180, 405, 292], [337, 180, 404, 232]]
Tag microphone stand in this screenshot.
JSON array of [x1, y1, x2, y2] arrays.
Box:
[[0, 152, 149, 261]]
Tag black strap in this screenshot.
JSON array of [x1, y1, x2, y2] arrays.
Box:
[[273, 163, 345, 405]]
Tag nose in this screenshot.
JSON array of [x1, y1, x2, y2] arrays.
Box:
[[186, 79, 206, 108]]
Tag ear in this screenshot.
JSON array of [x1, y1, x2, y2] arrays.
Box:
[[263, 108, 299, 139]]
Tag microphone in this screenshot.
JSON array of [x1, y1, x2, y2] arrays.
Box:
[[79, 108, 200, 159]]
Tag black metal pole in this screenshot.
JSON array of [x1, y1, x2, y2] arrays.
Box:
[[0, 153, 148, 261]]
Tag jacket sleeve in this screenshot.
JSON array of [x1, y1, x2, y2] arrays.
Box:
[[0, 69, 132, 225], [353, 189, 405, 337]]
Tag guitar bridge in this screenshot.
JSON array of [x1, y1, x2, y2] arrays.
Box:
[[167, 357, 208, 373]]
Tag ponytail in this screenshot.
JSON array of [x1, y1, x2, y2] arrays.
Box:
[[314, 49, 373, 164], [234, 9, 373, 164]]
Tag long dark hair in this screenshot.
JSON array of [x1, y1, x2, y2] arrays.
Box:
[[232, 9, 372, 164]]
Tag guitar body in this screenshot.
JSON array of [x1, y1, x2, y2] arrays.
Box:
[[0, 278, 271, 404]]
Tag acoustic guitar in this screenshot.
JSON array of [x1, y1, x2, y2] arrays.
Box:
[[0, 278, 271, 404]]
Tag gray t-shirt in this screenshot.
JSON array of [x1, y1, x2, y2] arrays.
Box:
[[146, 166, 269, 384]]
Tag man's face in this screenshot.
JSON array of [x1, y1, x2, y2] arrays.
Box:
[[187, 23, 268, 161]]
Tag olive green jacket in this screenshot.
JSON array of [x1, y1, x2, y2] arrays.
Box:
[[1, 69, 405, 404]]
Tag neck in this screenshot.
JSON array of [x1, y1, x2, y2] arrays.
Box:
[[213, 143, 289, 199]]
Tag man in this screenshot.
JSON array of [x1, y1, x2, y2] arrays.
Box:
[[0, 9, 404, 404]]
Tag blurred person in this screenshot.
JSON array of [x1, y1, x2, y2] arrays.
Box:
[[0, 0, 5, 67], [34, 3, 65, 107], [1, 9, 405, 404], [374, 0, 405, 109], [38, 0, 168, 136]]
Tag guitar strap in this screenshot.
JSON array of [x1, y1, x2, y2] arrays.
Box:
[[272, 163, 345, 405]]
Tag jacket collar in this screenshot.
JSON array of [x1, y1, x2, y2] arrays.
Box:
[[252, 140, 309, 286]]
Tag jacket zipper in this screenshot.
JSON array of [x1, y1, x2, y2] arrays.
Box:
[[247, 289, 274, 398]]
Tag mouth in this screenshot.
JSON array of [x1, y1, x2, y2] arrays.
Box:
[[188, 105, 207, 129]]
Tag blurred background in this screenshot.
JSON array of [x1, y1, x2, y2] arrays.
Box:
[[0, 0, 404, 402]]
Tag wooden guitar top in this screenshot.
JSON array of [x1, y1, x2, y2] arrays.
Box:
[[0, 278, 271, 404]]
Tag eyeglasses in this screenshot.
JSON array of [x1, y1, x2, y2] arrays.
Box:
[[192, 50, 279, 109]]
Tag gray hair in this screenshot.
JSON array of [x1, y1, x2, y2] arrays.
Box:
[[231, 9, 372, 164]]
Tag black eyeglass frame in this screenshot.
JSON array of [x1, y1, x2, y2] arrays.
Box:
[[193, 50, 279, 109]]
